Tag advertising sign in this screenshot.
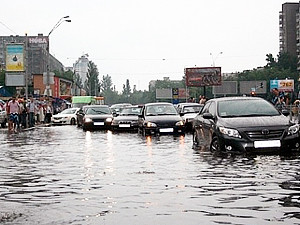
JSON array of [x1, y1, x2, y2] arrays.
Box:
[[6, 44, 25, 71], [185, 67, 221, 87], [5, 73, 25, 86], [172, 88, 179, 104], [28, 36, 49, 50], [213, 81, 237, 95], [270, 79, 294, 92], [156, 88, 189, 99]]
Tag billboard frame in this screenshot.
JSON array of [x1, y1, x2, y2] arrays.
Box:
[[185, 67, 222, 87], [5, 43, 25, 72]]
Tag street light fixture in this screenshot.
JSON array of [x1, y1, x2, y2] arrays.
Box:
[[210, 51, 223, 67], [45, 16, 71, 97]]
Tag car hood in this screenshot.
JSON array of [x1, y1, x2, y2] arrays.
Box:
[[219, 115, 292, 128], [146, 115, 182, 123], [53, 113, 72, 117], [85, 114, 112, 119], [114, 115, 138, 121]]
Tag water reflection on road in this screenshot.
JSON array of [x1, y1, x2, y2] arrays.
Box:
[[0, 126, 299, 224]]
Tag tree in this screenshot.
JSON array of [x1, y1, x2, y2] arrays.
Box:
[[277, 52, 298, 72], [265, 53, 276, 68], [122, 79, 131, 96], [85, 61, 100, 96], [99, 74, 119, 105], [100, 74, 113, 92]]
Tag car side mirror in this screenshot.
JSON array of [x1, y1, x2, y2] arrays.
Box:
[[179, 112, 185, 117], [281, 109, 290, 116], [203, 112, 214, 120]]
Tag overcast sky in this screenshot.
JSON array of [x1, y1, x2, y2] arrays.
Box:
[[1, 0, 291, 91]]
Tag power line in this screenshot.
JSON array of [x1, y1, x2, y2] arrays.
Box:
[[0, 20, 17, 34]]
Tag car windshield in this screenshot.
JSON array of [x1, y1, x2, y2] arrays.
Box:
[[183, 106, 202, 113], [218, 99, 280, 117], [86, 107, 111, 115], [60, 108, 77, 114], [146, 105, 178, 116], [120, 107, 141, 115]]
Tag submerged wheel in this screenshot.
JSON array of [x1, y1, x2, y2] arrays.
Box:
[[1, 119, 7, 128], [70, 118, 76, 125], [210, 136, 224, 152], [193, 130, 199, 147]]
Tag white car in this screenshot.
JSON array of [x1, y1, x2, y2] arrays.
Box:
[[52, 107, 80, 125]]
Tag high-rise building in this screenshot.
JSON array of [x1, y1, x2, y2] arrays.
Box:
[[73, 54, 89, 86], [279, 2, 299, 57]]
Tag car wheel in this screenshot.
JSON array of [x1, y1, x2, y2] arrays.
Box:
[[193, 130, 199, 147], [210, 136, 224, 152], [70, 118, 76, 125]]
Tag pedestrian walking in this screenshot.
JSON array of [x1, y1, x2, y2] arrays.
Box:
[[39, 103, 45, 124], [19, 99, 28, 128], [45, 102, 53, 124], [6, 96, 20, 132], [27, 97, 36, 127]]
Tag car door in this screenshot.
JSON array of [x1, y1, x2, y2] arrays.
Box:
[[76, 108, 85, 126], [203, 101, 216, 144], [138, 106, 146, 129]]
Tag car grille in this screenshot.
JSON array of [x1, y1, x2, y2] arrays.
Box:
[[93, 119, 105, 122], [119, 121, 132, 124], [245, 129, 284, 140]]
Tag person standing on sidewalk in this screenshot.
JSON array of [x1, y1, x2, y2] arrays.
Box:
[[27, 97, 36, 127], [45, 102, 53, 124]]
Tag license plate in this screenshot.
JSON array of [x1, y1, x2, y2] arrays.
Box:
[[254, 140, 281, 148], [119, 124, 130, 128], [159, 128, 174, 133], [94, 122, 104, 126]]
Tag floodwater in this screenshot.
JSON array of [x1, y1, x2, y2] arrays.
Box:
[[0, 126, 300, 225]]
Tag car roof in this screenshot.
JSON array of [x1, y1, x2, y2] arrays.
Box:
[[110, 103, 132, 108], [177, 103, 203, 106], [145, 102, 174, 107], [83, 105, 109, 108], [208, 96, 263, 103]]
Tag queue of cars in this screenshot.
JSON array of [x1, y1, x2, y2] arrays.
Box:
[[49, 96, 300, 154]]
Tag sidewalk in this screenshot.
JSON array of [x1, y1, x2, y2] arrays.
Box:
[[0, 123, 51, 133]]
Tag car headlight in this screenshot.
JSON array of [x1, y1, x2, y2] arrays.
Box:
[[84, 118, 92, 123], [175, 120, 184, 126], [146, 122, 157, 127], [106, 117, 113, 123], [219, 127, 241, 138], [288, 124, 299, 135]]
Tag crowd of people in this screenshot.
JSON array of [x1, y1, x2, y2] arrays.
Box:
[[0, 96, 68, 132]]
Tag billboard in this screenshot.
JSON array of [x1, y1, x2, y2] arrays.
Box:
[[213, 81, 237, 95], [185, 67, 221, 87], [6, 44, 25, 72], [5, 73, 25, 86], [240, 81, 267, 94], [156, 88, 189, 99], [270, 79, 294, 92]]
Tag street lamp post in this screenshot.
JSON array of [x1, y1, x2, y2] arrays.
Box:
[[46, 16, 71, 97], [210, 52, 223, 67]]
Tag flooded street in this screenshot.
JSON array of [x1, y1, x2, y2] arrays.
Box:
[[0, 126, 300, 224]]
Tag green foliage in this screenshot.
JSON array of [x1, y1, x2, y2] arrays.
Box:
[[85, 61, 100, 96]]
